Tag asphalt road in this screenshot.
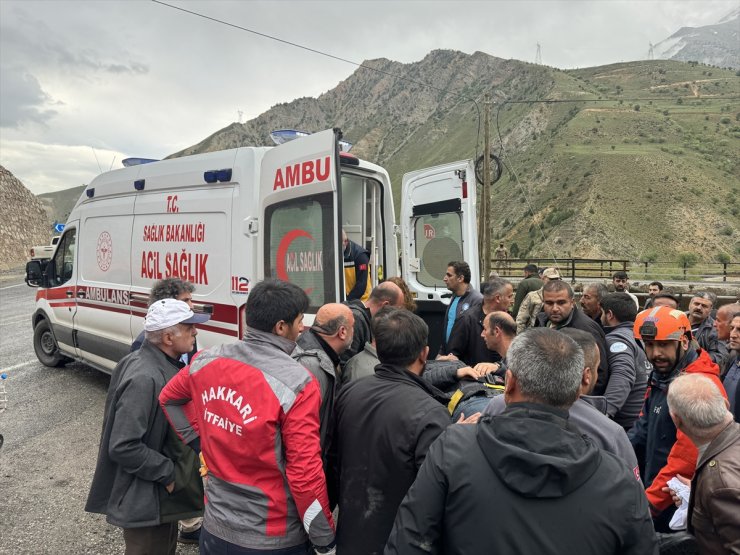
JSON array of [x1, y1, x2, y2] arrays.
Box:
[[0, 280, 198, 555]]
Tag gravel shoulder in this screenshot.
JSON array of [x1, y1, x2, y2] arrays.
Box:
[[0, 281, 197, 555]]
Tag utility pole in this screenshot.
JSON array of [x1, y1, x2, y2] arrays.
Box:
[[647, 42, 654, 60], [482, 94, 492, 280], [535, 43, 542, 65]]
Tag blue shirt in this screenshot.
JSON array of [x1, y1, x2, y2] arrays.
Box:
[[445, 296, 461, 342]]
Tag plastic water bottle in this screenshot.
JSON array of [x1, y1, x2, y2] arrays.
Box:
[[0, 372, 7, 413]]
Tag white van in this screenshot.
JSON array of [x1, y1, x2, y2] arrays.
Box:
[[26, 129, 478, 372]]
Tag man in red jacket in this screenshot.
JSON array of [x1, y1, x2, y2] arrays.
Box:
[[160, 279, 335, 554], [628, 306, 727, 532]]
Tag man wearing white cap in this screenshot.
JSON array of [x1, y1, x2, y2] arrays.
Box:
[[86, 299, 210, 555]]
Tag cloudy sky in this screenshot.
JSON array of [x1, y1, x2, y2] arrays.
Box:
[[1, 0, 736, 194]]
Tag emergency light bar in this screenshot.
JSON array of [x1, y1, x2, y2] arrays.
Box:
[[122, 158, 159, 167], [270, 129, 353, 152]]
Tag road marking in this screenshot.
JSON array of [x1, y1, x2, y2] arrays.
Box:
[[1, 361, 35, 372], [0, 283, 25, 290]]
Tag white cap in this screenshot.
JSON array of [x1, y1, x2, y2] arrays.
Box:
[[144, 299, 210, 332]]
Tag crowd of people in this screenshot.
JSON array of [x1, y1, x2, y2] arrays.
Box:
[[84, 263, 740, 555]]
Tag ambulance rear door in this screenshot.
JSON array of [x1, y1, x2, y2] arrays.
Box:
[[400, 160, 479, 355], [258, 129, 341, 317]]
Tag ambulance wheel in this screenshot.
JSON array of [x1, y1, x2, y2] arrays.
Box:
[[33, 320, 65, 367]]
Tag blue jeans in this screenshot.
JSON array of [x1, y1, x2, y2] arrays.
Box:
[[200, 526, 311, 555], [452, 395, 494, 422]]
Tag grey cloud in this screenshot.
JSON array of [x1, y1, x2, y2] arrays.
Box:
[[1, 10, 149, 77], [0, 66, 58, 128]]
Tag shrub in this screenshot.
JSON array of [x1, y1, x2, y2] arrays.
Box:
[[633, 104, 640, 111], [717, 253, 731, 264], [677, 252, 699, 267], [719, 226, 733, 236]]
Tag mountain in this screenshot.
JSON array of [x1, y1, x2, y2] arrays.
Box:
[[654, 10, 740, 68], [0, 166, 54, 271], [37, 184, 86, 226], [170, 50, 739, 262]]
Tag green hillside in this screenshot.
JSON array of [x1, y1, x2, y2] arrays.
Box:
[[161, 52, 740, 261]]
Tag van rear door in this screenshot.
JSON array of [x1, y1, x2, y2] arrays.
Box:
[[400, 160, 479, 355], [258, 129, 341, 315]]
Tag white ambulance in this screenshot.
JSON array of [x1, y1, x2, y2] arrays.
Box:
[[26, 129, 479, 372]]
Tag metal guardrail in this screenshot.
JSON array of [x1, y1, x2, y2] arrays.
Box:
[[489, 258, 740, 284]]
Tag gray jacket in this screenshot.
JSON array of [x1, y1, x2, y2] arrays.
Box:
[[293, 331, 337, 459], [341, 342, 378, 386], [85, 341, 193, 528], [603, 322, 651, 429], [485, 395, 640, 475], [693, 315, 728, 365]]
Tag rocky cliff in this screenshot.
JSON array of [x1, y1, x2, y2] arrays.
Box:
[[0, 166, 53, 271]]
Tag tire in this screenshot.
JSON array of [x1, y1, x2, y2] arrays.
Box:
[[33, 319, 66, 367]]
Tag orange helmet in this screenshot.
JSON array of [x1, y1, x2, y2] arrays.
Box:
[[634, 306, 691, 341]]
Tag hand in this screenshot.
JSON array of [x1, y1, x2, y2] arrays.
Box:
[[165, 481, 175, 494], [473, 362, 500, 377], [455, 366, 477, 380], [456, 412, 481, 424], [314, 545, 337, 555], [436, 354, 459, 361]]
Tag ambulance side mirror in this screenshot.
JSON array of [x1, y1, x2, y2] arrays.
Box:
[[25, 260, 44, 287]]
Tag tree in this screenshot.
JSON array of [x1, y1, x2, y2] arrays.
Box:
[[716, 252, 731, 264], [677, 252, 699, 267]]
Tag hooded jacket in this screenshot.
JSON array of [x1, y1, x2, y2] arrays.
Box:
[[628, 347, 726, 512], [385, 403, 657, 555]]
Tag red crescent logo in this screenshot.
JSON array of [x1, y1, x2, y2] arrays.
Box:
[[276, 228, 314, 283]]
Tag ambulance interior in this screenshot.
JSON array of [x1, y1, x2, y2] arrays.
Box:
[[340, 172, 386, 291]]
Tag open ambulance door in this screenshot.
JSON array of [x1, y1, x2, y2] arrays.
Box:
[[400, 160, 479, 356], [258, 129, 342, 319]]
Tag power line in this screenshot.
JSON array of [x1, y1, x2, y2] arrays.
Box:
[[150, 0, 482, 155]]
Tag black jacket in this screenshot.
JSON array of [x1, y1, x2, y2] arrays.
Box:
[[446, 306, 501, 367], [85, 341, 202, 527], [331, 363, 451, 555], [340, 299, 372, 367], [385, 403, 657, 555], [438, 286, 482, 356], [537, 306, 610, 393]]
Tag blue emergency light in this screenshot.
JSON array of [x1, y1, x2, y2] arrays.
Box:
[[269, 129, 353, 152], [53, 223, 65, 233], [122, 158, 159, 167]]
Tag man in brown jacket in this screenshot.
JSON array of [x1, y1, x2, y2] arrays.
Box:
[[667, 373, 740, 554]]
